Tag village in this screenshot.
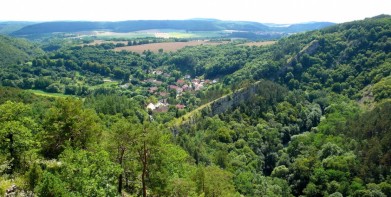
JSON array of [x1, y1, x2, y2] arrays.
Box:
[[119, 69, 218, 113]]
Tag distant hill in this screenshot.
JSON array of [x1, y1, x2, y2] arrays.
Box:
[[11, 19, 334, 36], [276, 22, 336, 33], [0, 21, 36, 34], [0, 35, 43, 66]]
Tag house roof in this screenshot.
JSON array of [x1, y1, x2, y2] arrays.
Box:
[[175, 104, 185, 109]]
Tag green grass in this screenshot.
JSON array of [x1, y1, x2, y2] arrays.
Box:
[[27, 89, 70, 98], [89, 81, 119, 89]]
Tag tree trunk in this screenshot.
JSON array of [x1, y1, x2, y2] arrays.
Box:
[[118, 173, 123, 194], [117, 148, 125, 194], [8, 133, 14, 174], [141, 140, 147, 197]]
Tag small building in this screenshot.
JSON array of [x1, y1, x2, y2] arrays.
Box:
[[176, 87, 183, 94], [177, 79, 185, 86], [149, 87, 158, 93], [169, 85, 179, 90], [175, 104, 186, 109], [154, 80, 163, 85], [192, 79, 200, 83], [194, 83, 204, 91], [154, 106, 169, 113], [147, 103, 156, 111], [182, 84, 190, 91], [152, 70, 163, 75], [159, 92, 168, 97]]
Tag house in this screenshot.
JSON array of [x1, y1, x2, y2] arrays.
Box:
[[155, 100, 168, 108], [147, 100, 169, 113], [169, 85, 179, 90], [147, 78, 163, 85], [182, 84, 190, 91], [158, 99, 168, 104], [194, 83, 204, 91], [147, 103, 156, 111], [159, 92, 168, 97], [154, 106, 168, 113], [192, 79, 200, 83], [149, 87, 158, 93], [184, 74, 191, 79], [153, 80, 163, 85], [177, 79, 185, 86], [176, 87, 183, 94], [152, 70, 163, 75], [175, 104, 186, 109]]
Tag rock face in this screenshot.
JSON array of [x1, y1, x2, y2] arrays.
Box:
[[208, 80, 287, 117], [287, 40, 320, 66], [4, 184, 33, 197], [209, 82, 260, 116], [278, 39, 320, 77], [5, 185, 18, 197], [170, 80, 287, 134], [205, 41, 321, 117]]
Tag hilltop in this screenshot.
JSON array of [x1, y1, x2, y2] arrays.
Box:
[[10, 19, 334, 39]]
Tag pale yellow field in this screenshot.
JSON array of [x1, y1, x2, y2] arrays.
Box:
[[240, 41, 277, 46], [113, 40, 229, 53]]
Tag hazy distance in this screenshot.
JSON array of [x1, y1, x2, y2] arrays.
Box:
[[1, 0, 391, 24]]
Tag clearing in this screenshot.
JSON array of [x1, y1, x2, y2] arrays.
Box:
[[240, 41, 277, 46], [114, 40, 229, 53]]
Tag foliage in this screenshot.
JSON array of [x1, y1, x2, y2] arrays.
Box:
[[0, 15, 390, 197], [0, 35, 43, 67], [40, 98, 101, 158]]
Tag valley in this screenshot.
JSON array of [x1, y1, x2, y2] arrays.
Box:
[[0, 15, 390, 197]]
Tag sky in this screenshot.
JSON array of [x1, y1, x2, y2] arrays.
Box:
[[1, 0, 390, 24]]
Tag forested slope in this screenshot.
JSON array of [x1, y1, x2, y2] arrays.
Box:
[[171, 15, 391, 196], [231, 15, 391, 98], [0, 35, 43, 66], [0, 16, 390, 196]]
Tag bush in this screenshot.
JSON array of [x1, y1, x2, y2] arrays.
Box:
[[46, 83, 63, 93]]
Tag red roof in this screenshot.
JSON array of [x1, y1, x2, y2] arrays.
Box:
[[159, 92, 168, 97], [148, 87, 158, 93], [175, 104, 186, 109], [169, 85, 178, 90]]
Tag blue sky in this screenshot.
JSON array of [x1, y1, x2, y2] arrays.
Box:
[[1, 0, 390, 24]]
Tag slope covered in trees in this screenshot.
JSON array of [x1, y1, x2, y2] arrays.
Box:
[[0, 15, 390, 196], [231, 15, 391, 98], [0, 35, 43, 67]]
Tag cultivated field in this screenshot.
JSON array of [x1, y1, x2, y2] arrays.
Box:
[[82, 40, 128, 46], [114, 40, 229, 53], [82, 30, 225, 40], [240, 41, 277, 46]]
